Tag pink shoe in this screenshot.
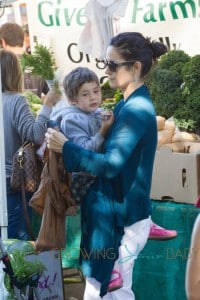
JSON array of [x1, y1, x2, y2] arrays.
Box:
[[195, 195, 200, 208], [107, 270, 123, 292], [149, 223, 178, 241]]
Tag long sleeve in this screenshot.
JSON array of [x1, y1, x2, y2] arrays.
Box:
[[62, 86, 157, 209], [63, 99, 153, 178], [10, 94, 51, 145], [3, 92, 52, 177], [68, 86, 157, 297], [60, 108, 104, 152]]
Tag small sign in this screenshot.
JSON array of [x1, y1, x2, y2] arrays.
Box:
[[26, 250, 64, 300]]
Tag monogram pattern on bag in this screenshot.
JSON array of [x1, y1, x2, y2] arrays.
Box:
[[10, 143, 41, 193]]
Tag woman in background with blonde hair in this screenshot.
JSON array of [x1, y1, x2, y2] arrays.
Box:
[[1, 49, 60, 240]]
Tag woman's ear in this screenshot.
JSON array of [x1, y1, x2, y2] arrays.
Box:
[[134, 61, 142, 71], [133, 61, 142, 82]]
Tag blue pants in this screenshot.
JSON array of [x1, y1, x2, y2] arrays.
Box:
[[6, 178, 33, 240]]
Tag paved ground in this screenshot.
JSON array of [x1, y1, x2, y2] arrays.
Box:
[[63, 268, 85, 300]]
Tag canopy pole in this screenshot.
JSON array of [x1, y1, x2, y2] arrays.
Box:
[[0, 61, 8, 239]]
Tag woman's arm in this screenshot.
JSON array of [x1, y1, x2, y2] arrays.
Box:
[[60, 110, 114, 152], [14, 89, 60, 145], [186, 214, 200, 300], [46, 104, 148, 178], [61, 114, 104, 151]]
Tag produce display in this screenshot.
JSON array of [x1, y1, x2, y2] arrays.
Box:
[[156, 116, 200, 153]]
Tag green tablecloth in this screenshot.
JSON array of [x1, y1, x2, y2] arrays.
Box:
[[32, 200, 200, 299], [61, 207, 81, 268], [133, 200, 199, 300]]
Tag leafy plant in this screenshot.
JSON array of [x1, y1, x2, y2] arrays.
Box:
[[21, 44, 57, 80], [174, 89, 200, 131], [23, 90, 42, 116], [181, 55, 200, 91], [157, 50, 190, 72], [146, 49, 200, 132], [101, 80, 122, 110], [101, 80, 117, 101], [146, 66, 183, 118], [173, 118, 196, 132], [101, 98, 116, 111], [4, 250, 46, 299]]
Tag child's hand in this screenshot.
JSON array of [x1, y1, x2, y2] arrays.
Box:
[[100, 110, 114, 137]]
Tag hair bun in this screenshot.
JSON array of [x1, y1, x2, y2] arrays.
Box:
[[150, 41, 168, 60]]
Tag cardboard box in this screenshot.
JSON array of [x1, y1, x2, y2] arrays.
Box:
[[150, 146, 200, 204]]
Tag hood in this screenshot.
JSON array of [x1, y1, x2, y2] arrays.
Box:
[[50, 105, 76, 123]]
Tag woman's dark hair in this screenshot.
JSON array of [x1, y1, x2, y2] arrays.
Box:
[[109, 32, 168, 77]]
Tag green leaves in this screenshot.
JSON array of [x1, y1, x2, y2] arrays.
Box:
[[101, 80, 122, 110], [4, 250, 46, 299], [21, 44, 57, 80], [9, 250, 46, 280], [146, 50, 200, 132], [23, 90, 42, 116]]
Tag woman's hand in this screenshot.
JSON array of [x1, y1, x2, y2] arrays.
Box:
[[45, 128, 68, 153], [43, 87, 61, 107]]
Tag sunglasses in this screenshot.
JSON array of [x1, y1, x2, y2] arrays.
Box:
[[104, 60, 136, 72]]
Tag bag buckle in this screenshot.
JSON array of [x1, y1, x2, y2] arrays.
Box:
[[17, 149, 24, 168]]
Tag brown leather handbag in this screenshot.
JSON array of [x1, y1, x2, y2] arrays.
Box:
[[10, 142, 41, 193], [10, 142, 42, 240]]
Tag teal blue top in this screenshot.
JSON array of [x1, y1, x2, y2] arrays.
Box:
[[62, 85, 157, 296]]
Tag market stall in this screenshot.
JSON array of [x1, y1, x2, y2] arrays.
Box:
[[0, 1, 200, 299]]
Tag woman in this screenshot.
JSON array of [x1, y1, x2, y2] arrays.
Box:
[[1, 49, 60, 240], [46, 32, 167, 299], [185, 213, 200, 300]]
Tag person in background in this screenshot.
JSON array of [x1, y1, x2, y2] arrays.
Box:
[[22, 24, 31, 54], [0, 22, 49, 98], [1, 49, 60, 240], [45, 31, 172, 299], [185, 213, 200, 300]]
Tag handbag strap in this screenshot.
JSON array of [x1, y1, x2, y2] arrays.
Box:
[[20, 168, 36, 241]]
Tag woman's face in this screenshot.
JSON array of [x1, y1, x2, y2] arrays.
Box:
[[105, 45, 136, 91]]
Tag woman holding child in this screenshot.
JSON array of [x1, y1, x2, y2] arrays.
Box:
[[46, 32, 167, 299]]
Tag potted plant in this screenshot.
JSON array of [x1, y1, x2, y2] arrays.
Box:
[[3, 249, 46, 299]]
